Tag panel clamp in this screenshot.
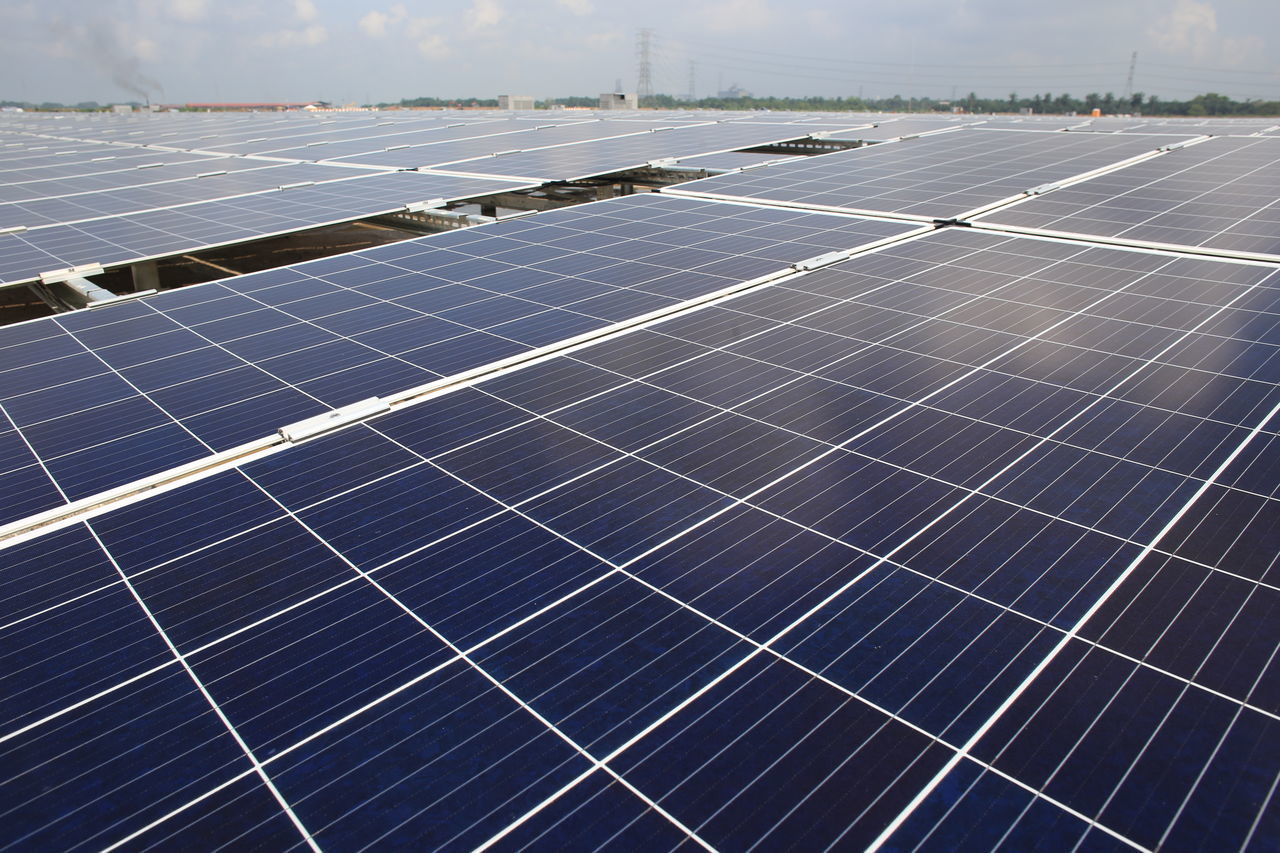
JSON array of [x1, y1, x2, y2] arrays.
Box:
[[279, 398, 390, 443], [792, 251, 849, 271], [404, 198, 447, 213]]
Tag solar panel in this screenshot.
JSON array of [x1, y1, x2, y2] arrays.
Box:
[[976, 136, 1280, 258], [0, 193, 920, 506], [323, 120, 689, 170], [0, 222, 1274, 850], [0, 155, 285, 201], [667, 128, 1194, 219], [0, 163, 383, 229], [0, 170, 538, 286], [440, 122, 832, 182]]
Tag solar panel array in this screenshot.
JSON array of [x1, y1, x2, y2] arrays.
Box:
[[666, 128, 1193, 219], [0, 111, 876, 286], [1, 110, 1278, 852]]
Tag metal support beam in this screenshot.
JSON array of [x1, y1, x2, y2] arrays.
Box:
[[131, 259, 160, 293]]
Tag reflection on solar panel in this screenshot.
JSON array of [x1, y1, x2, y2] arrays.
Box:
[[0, 109, 1277, 852], [1, 223, 1277, 850], [0, 170, 537, 286], [0, 192, 919, 509], [668, 128, 1190, 218], [977, 136, 1280, 257]]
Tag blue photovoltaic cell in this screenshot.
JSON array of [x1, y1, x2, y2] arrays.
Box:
[[668, 127, 1191, 218], [0, 112, 1277, 852]]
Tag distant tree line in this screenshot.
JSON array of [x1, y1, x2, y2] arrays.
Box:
[[382, 92, 1278, 116], [635, 92, 1279, 116], [7, 91, 1277, 116]]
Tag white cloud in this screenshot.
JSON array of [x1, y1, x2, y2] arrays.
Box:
[[355, 4, 451, 58], [1147, 0, 1217, 59], [406, 16, 451, 59], [466, 0, 503, 31], [358, 9, 391, 37], [293, 0, 318, 22], [557, 0, 593, 15], [167, 0, 208, 21], [1146, 0, 1264, 67], [257, 23, 327, 47]]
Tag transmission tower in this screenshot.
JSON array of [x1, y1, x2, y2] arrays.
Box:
[[686, 60, 696, 102], [1123, 51, 1138, 105], [636, 28, 654, 104]]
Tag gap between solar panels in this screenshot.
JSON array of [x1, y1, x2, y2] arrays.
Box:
[[0, 221, 939, 550]]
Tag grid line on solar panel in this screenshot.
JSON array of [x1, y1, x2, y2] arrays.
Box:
[[664, 128, 1195, 220], [0, 464, 722, 847], [975, 135, 1280, 259], [73, 521, 323, 850], [172, 426, 718, 850]]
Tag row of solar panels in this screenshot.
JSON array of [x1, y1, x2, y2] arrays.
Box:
[[0, 113, 913, 288], [4, 125, 1280, 291], [0, 195, 1275, 851], [1, 112, 1277, 851]]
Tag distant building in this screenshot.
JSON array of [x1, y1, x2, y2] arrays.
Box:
[[110, 104, 133, 114], [716, 84, 750, 99], [499, 95, 536, 110], [599, 92, 638, 110], [180, 102, 329, 112]]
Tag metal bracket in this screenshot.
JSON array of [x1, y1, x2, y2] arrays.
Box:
[[0, 225, 27, 235], [39, 263, 105, 284], [278, 181, 316, 190], [1026, 182, 1062, 196], [792, 251, 849, 271], [404, 198, 446, 213], [279, 397, 390, 443], [646, 158, 677, 168], [197, 170, 227, 178]]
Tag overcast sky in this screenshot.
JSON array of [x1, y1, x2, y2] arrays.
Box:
[[3, 0, 1277, 105]]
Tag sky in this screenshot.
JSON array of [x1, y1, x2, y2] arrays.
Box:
[[2, 0, 1277, 105]]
